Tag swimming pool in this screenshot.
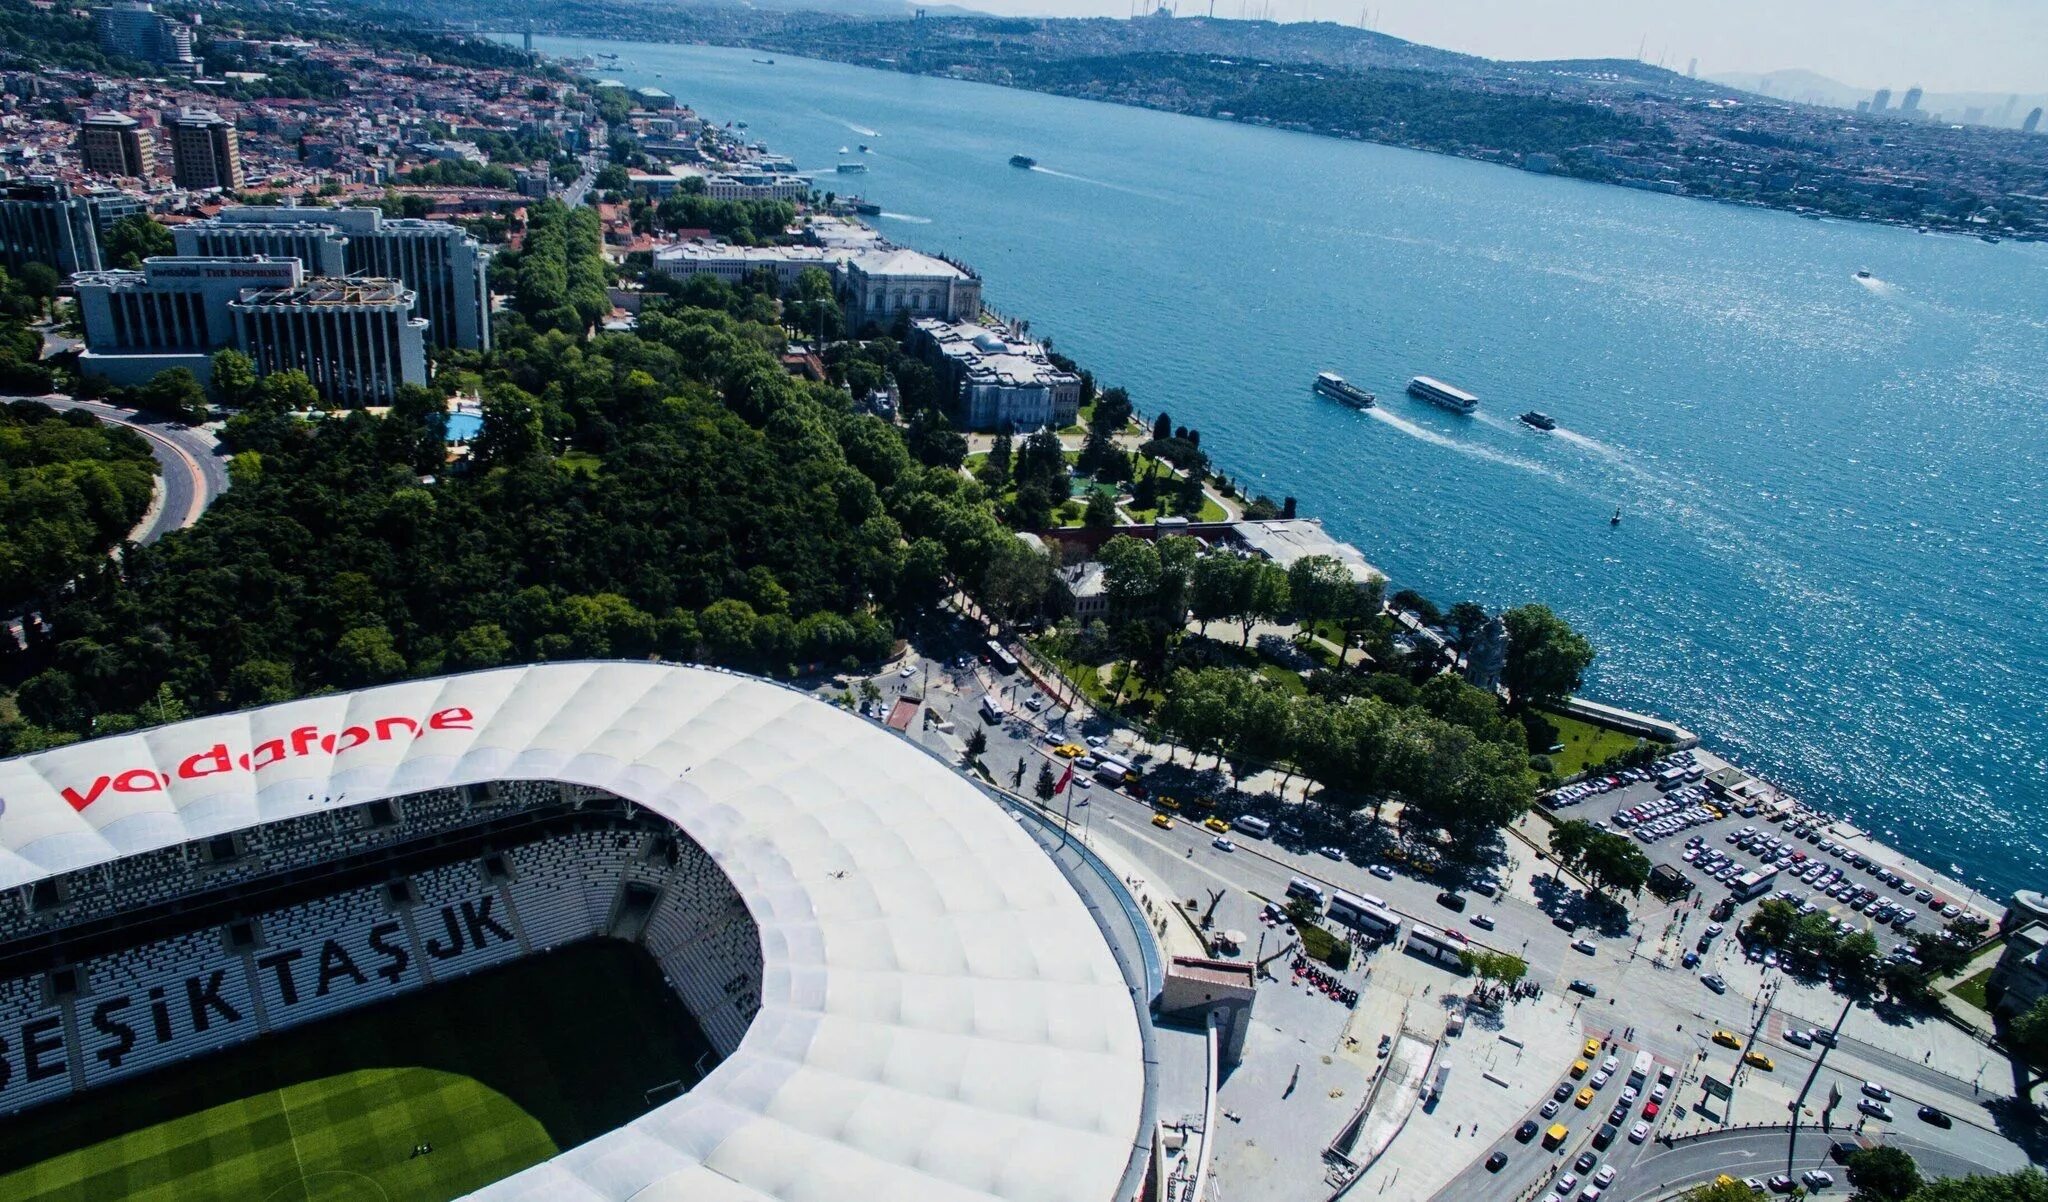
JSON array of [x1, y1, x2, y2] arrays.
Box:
[[444, 411, 482, 442]]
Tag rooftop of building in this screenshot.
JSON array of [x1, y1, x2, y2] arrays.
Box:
[[654, 239, 837, 266], [1230, 518, 1385, 586], [233, 276, 413, 306], [847, 245, 974, 281], [914, 317, 1079, 388]]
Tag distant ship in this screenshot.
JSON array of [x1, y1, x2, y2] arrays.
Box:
[[1518, 410, 1557, 431], [852, 201, 882, 215], [1009, 154, 1037, 168], [839, 145, 851, 153], [752, 57, 775, 65], [1407, 376, 1479, 415], [1855, 268, 1873, 279], [859, 144, 871, 153], [1313, 371, 1374, 408], [836, 162, 867, 173]]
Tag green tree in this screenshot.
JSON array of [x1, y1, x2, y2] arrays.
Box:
[[1580, 830, 1652, 896], [332, 626, 407, 686], [103, 213, 172, 269], [1902, 1168, 2048, 1202], [1548, 818, 1598, 882], [446, 623, 513, 670], [1035, 760, 1057, 803], [963, 726, 988, 763], [136, 367, 207, 423], [1083, 488, 1116, 529], [1745, 898, 1800, 947], [1501, 604, 1595, 712], [1097, 534, 1162, 618], [209, 348, 259, 407], [1846, 1144, 1921, 1202], [1679, 1181, 1759, 1202], [258, 368, 322, 415]]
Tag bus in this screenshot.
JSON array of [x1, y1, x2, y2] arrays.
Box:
[[985, 639, 1019, 675], [1628, 1051, 1655, 1090], [1405, 924, 1468, 970], [979, 695, 1006, 724], [1327, 892, 1402, 941], [1285, 877, 1325, 907], [1232, 815, 1272, 839]]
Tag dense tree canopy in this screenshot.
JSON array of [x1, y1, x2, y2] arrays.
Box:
[[0, 401, 158, 601]]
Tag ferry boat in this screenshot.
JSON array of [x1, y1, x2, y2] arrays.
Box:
[[851, 200, 882, 215], [1518, 410, 1557, 431], [1313, 371, 1374, 408], [1407, 376, 1479, 415], [836, 162, 867, 174], [1009, 154, 1037, 168], [752, 57, 775, 65]]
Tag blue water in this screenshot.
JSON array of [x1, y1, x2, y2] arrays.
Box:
[[538, 37, 2048, 899], [444, 411, 482, 442]]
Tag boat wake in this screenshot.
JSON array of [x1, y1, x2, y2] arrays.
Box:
[[1552, 427, 1627, 460], [841, 121, 880, 137], [1363, 407, 1558, 479], [1028, 165, 1167, 201], [879, 211, 932, 224]]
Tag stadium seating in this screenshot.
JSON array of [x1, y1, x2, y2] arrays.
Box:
[[0, 791, 764, 1118]]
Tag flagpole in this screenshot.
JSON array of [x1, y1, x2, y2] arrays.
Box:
[[1058, 765, 1075, 849]]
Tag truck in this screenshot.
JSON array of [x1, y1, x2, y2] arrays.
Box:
[[1093, 757, 1132, 785]]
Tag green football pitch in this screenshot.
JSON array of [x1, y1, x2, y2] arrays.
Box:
[[0, 940, 713, 1202]]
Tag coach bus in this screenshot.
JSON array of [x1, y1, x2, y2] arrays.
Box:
[[1327, 891, 1402, 941], [985, 640, 1019, 675], [1405, 924, 1468, 970]]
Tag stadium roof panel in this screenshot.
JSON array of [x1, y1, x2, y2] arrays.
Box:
[[0, 662, 1146, 1202]]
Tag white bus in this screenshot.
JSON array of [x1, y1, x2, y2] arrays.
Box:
[[1628, 1050, 1655, 1090], [1327, 892, 1402, 940], [1285, 877, 1325, 907], [978, 695, 1006, 724], [1405, 924, 1468, 970]]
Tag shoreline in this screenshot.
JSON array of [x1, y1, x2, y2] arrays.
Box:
[[561, 34, 2041, 246], [550, 42, 2024, 920]]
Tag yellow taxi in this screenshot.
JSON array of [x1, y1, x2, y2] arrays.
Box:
[[1203, 817, 1231, 834], [1583, 1038, 1601, 1058], [1054, 743, 1086, 758], [1570, 1059, 1589, 1079], [1575, 1086, 1596, 1108], [1544, 1124, 1569, 1149], [1743, 1051, 1775, 1071], [1712, 1030, 1742, 1049], [1156, 796, 1181, 812], [1151, 813, 1175, 830]]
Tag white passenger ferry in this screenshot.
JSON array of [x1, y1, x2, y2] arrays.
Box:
[[1407, 375, 1479, 414]]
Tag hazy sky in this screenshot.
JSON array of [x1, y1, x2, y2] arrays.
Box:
[[981, 0, 2047, 94]]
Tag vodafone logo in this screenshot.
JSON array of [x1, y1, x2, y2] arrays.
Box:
[[48, 707, 478, 816]]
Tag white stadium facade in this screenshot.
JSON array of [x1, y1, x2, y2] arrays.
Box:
[[0, 661, 1156, 1201]]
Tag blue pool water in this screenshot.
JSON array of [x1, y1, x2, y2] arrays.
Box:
[[444, 411, 482, 442], [538, 37, 2048, 898]]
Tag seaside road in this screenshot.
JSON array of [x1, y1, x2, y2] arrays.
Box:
[[1610, 1124, 2029, 1200], [34, 397, 227, 543]]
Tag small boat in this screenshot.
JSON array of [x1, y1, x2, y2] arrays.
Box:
[[839, 145, 851, 153], [851, 200, 881, 215], [752, 57, 775, 65], [1009, 154, 1037, 168], [1980, 233, 2001, 243], [1855, 268, 1873, 279], [836, 162, 867, 173], [1312, 371, 1374, 409], [1609, 507, 1623, 526], [859, 144, 870, 152], [1518, 410, 1557, 431]]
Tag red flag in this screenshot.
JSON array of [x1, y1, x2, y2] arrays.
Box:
[[1055, 762, 1074, 794]]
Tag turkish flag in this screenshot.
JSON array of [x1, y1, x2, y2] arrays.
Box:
[[1055, 762, 1074, 794]]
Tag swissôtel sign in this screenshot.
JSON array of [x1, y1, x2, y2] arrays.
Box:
[[52, 707, 479, 815]]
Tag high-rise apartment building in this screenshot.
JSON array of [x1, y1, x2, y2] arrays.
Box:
[[1871, 88, 1892, 113], [78, 113, 156, 179], [94, 1, 194, 71], [2026, 108, 2044, 135], [166, 108, 243, 192], [1901, 87, 1923, 114], [175, 206, 490, 349]]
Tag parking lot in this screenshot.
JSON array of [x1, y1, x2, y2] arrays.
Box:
[[1542, 750, 1986, 960]]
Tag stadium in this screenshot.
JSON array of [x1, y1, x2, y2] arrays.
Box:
[[0, 662, 1155, 1201]]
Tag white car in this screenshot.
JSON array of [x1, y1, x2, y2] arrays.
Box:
[[1554, 1175, 1578, 1195], [1212, 837, 1236, 853], [1650, 1084, 1667, 1103], [1370, 864, 1395, 880], [1801, 1169, 1835, 1190], [1472, 914, 1497, 930], [1594, 1166, 1616, 1187], [1573, 938, 1598, 955], [1628, 1121, 1650, 1143], [898, 663, 917, 678]]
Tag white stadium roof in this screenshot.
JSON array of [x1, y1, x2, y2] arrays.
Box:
[[0, 662, 1146, 1202]]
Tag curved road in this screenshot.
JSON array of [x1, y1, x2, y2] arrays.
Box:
[[1612, 1125, 2030, 1199], [33, 397, 228, 544]]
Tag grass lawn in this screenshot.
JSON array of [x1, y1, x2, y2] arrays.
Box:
[[0, 941, 709, 1202], [1536, 709, 1656, 778], [1951, 965, 1996, 1013], [558, 450, 603, 478]]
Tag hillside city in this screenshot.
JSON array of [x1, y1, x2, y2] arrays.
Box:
[[0, 3, 2044, 1202]]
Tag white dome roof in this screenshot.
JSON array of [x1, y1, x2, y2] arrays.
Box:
[[0, 662, 1146, 1202]]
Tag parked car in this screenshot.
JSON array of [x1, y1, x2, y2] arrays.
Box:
[[1517, 1120, 1540, 1142], [1486, 1151, 1508, 1172]]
